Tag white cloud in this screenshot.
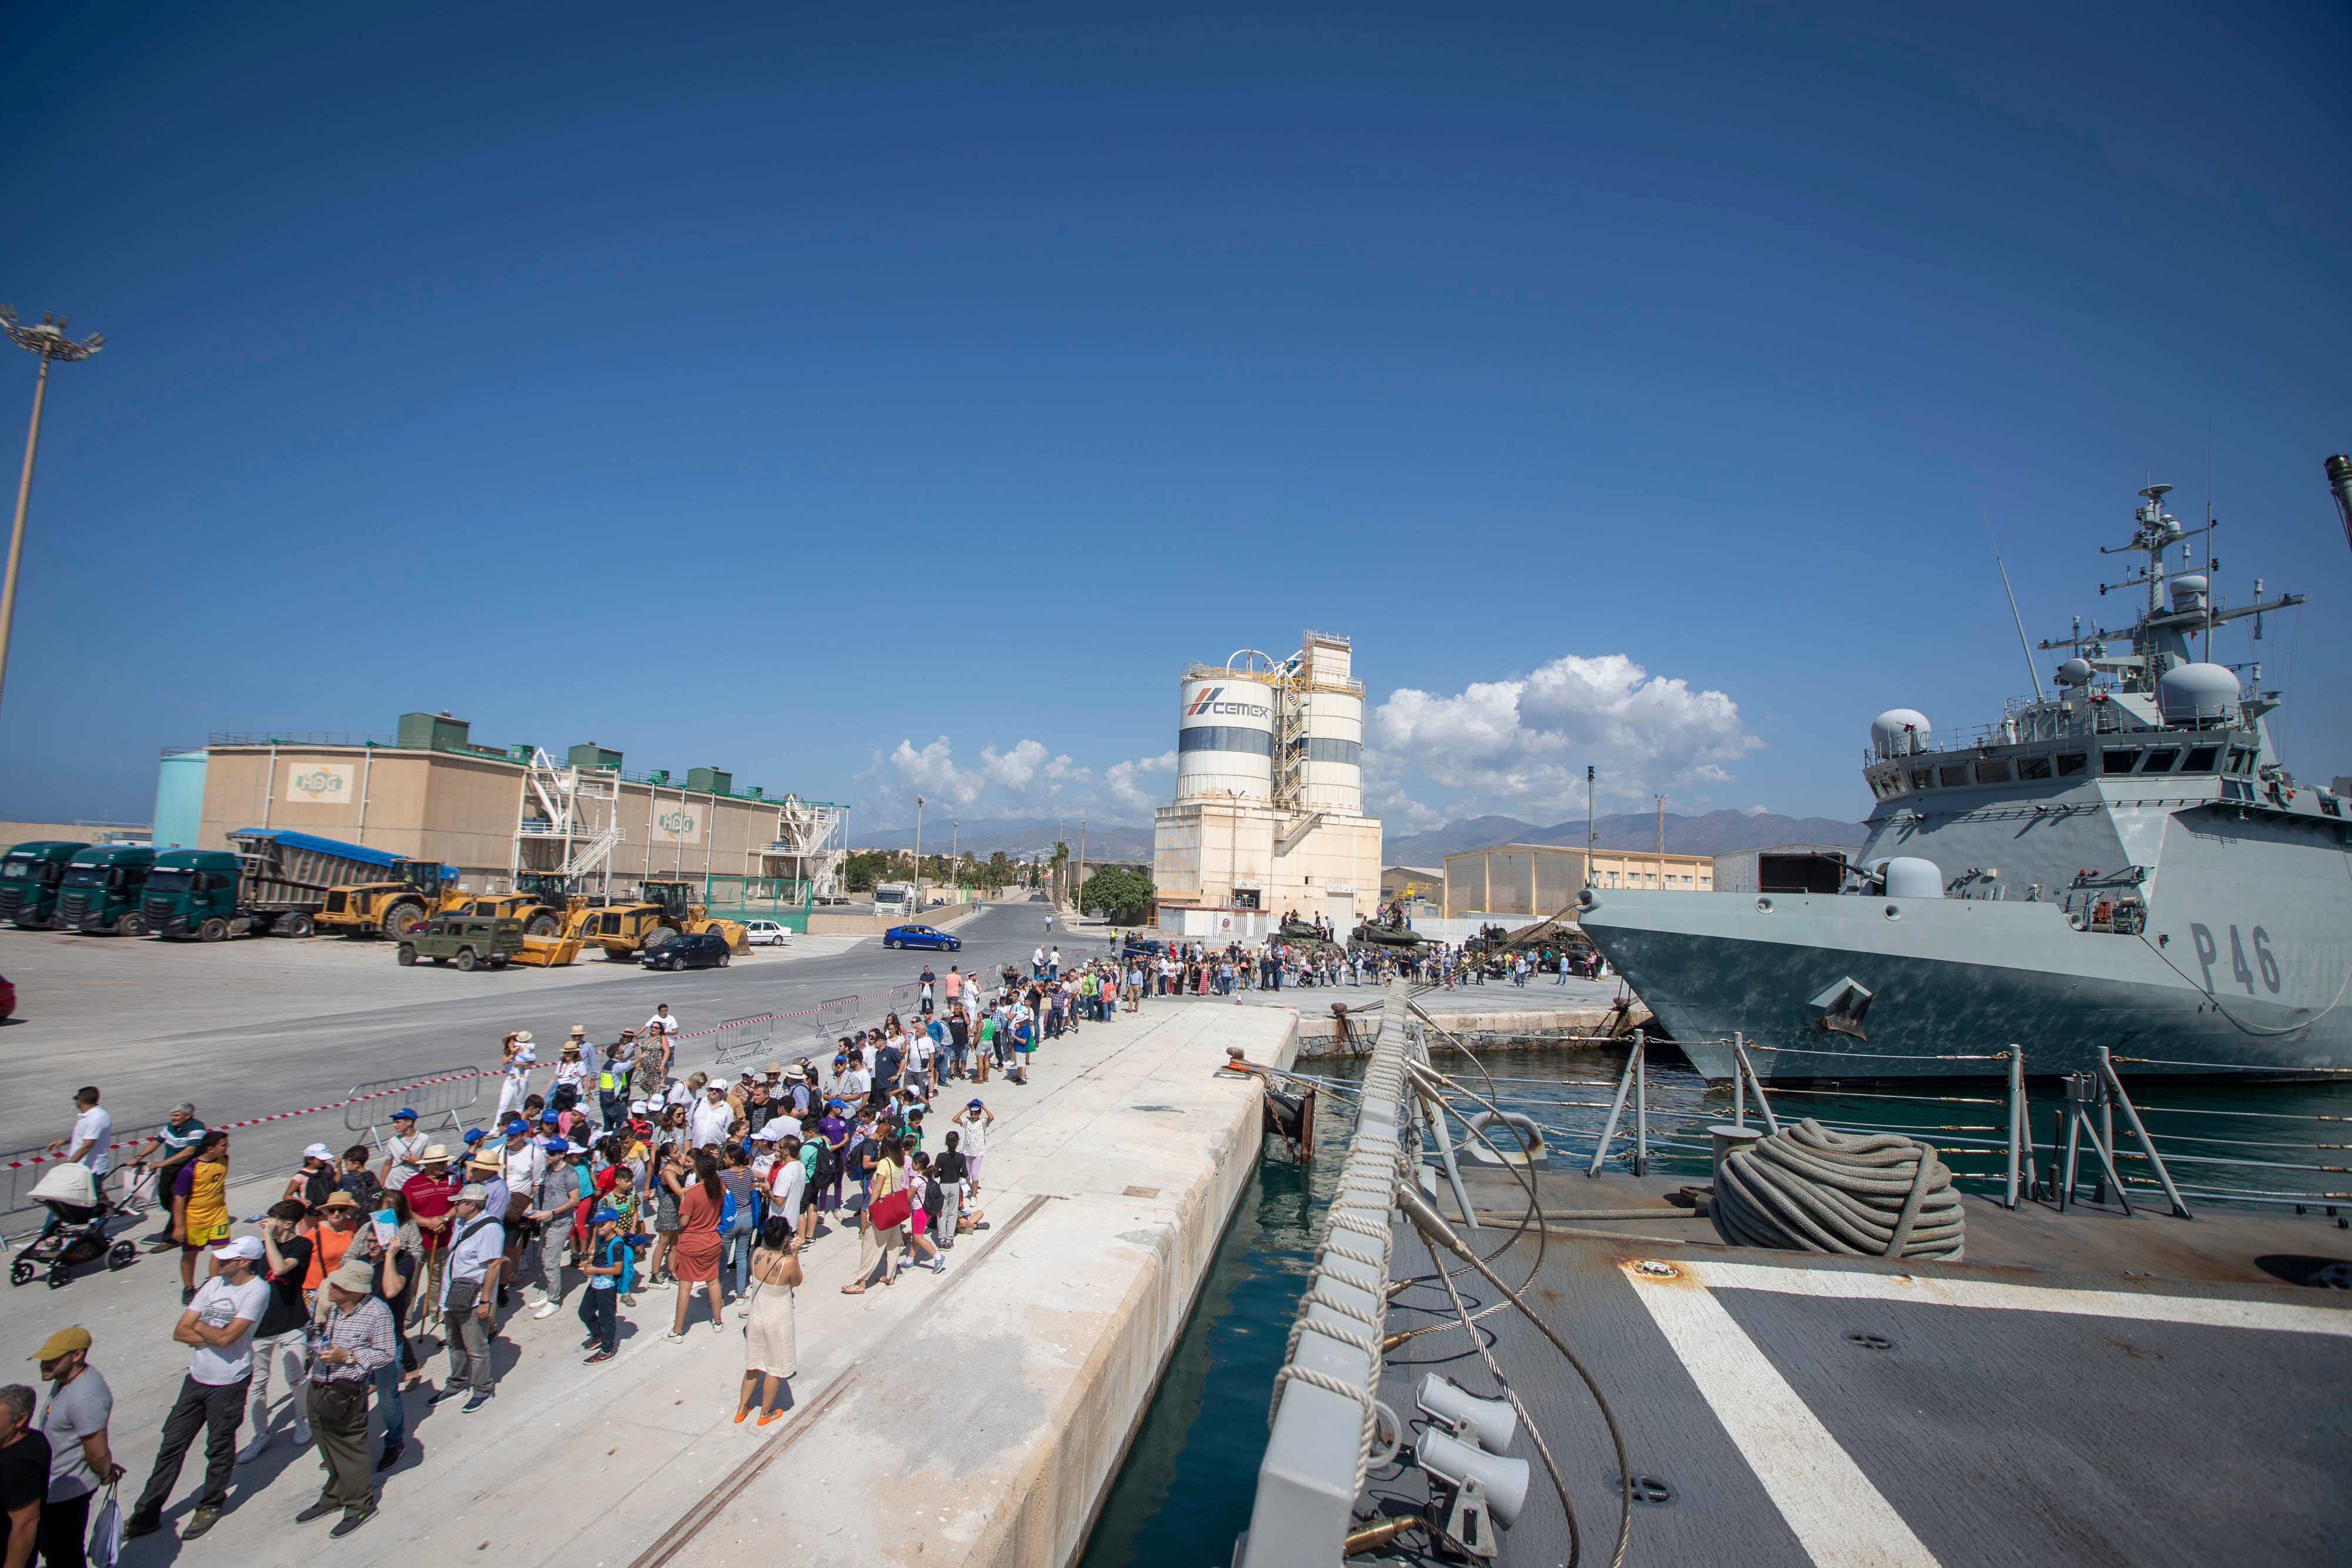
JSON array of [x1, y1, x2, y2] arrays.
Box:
[[1103, 751, 1176, 813], [861, 737, 1170, 827], [1371, 653, 1758, 817]]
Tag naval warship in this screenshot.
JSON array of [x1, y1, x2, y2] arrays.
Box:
[[1579, 460, 2352, 1081]]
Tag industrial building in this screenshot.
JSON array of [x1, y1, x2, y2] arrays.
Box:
[[1441, 842, 1715, 920], [1152, 631, 1384, 940], [151, 711, 846, 906]]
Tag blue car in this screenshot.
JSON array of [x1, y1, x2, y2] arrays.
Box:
[[884, 923, 961, 951]]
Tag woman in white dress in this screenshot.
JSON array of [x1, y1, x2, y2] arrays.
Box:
[[736, 1217, 803, 1425], [496, 1032, 536, 1119]]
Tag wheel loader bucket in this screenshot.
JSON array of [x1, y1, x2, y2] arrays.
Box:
[[512, 934, 582, 967]]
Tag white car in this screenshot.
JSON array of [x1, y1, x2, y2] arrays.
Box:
[[741, 920, 791, 947]]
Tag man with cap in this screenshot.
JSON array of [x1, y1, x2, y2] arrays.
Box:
[[399, 1145, 460, 1337], [435, 1184, 505, 1412], [126, 1235, 268, 1542], [376, 1108, 429, 1194], [129, 1101, 206, 1252], [516, 1137, 576, 1319], [31, 1325, 121, 1568], [238, 1199, 316, 1463], [296, 1253, 396, 1536]]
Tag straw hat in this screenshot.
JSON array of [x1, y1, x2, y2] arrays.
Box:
[[326, 1255, 376, 1293], [420, 1144, 452, 1163]]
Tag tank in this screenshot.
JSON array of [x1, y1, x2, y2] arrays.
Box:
[[2156, 661, 2237, 726], [1175, 667, 1276, 802], [1870, 709, 1931, 760]]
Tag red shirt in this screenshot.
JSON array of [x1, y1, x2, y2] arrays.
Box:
[[403, 1169, 461, 1253]]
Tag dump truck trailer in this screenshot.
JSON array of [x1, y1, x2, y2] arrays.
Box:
[[142, 830, 433, 941]]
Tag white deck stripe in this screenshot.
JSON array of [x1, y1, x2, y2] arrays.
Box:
[[1665, 1259, 2352, 1337], [1625, 1270, 1942, 1568]]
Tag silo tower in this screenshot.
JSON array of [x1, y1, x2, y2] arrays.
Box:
[[1175, 652, 1278, 803], [1292, 630, 1364, 814]]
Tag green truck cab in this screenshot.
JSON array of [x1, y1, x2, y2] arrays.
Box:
[[140, 850, 252, 941], [56, 844, 158, 935], [396, 915, 524, 972], [0, 841, 90, 929]]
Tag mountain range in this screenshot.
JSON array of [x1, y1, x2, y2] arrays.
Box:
[[1382, 809, 1866, 867], [857, 808, 1862, 868]]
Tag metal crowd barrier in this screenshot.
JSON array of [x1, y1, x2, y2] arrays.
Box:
[[704, 1013, 777, 1069], [813, 994, 858, 1047], [344, 1064, 486, 1151]]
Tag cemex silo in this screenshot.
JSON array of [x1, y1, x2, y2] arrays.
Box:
[[1154, 630, 1384, 941]]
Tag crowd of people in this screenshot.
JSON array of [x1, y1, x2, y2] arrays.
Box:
[[6, 940, 1197, 1555]]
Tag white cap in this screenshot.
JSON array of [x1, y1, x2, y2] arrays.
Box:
[[629, 1099, 649, 1114], [303, 1143, 334, 1162], [750, 1126, 781, 1141], [213, 1235, 265, 1262]]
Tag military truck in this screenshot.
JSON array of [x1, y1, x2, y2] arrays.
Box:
[[396, 915, 525, 972], [0, 841, 88, 928], [55, 844, 158, 935]]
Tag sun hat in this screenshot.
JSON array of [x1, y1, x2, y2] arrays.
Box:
[[567, 1024, 587, 1037], [325, 1254, 376, 1293], [420, 1144, 451, 1162], [29, 1326, 91, 1362], [514, 1031, 534, 1044], [455, 1183, 489, 1203], [213, 1235, 265, 1262], [319, 1191, 358, 1211]]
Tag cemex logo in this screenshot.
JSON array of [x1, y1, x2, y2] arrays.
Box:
[[1187, 686, 1269, 720]]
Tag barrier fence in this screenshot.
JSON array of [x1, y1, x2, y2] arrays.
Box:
[[344, 1065, 487, 1150], [704, 1014, 777, 1070]]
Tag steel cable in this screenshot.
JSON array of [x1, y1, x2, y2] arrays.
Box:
[[1711, 1119, 1966, 1261]]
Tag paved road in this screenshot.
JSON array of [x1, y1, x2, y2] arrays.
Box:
[[0, 898, 1110, 1175]]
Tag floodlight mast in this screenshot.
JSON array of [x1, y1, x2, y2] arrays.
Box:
[[0, 307, 104, 714]]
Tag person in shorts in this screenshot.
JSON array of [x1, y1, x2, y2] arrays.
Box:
[[178, 1132, 234, 1303]]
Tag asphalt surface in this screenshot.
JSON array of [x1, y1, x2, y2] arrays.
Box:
[[0, 897, 1107, 1178]]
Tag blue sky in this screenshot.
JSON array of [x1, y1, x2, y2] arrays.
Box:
[[2, 2, 2345, 834]]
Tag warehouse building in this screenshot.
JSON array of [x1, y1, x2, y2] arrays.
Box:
[[154, 711, 845, 904], [1442, 842, 1714, 920], [1152, 631, 1384, 940]]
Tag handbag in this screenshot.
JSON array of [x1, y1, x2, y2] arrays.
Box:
[[867, 1188, 912, 1231], [87, 1482, 123, 1568]]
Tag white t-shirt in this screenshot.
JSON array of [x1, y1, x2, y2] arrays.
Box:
[[69, 1106, 113, 1176], [955, 1112, 988, 1157], [840, 1068, 871, 1100], [769, 1157, 806, 1222], [644, 1011, 680, 1037], [186, 1275, 268, 1385]]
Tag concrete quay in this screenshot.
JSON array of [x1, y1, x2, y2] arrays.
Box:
[[5, 980, 1296, 1568]]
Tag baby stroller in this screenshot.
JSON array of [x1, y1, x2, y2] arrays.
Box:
[[10, 1163, 138, 1289]]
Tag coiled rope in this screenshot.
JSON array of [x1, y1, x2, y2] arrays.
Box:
[[1711, 1118, 1965, 1261]]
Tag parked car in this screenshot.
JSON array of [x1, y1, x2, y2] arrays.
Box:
[[884, 923, 961, 952], [741, 920, 791, 947], [396, 917, 524, 972], [642, 931, 733, 971], [0, 971, 14, 1022]]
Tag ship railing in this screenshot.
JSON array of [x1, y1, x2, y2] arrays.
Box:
[[2095, 1054, 2352, 1216]]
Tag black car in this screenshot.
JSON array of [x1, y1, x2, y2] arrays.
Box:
[[642, 931, 733, 971]]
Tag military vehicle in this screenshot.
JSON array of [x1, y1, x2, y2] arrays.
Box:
[[396, 915, 526, 971]]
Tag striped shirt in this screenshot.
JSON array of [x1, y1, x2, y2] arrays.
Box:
[[309, 1293, 397, 1382]]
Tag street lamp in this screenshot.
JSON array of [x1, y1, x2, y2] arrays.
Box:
[[1, 307, 103, 714], [913, 795, 925, 912]]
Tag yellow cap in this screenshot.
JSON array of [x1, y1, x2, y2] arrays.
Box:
[[30, 1326, 91, 1362]]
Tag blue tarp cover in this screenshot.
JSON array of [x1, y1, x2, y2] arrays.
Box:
[[230, 828, 459, 882]]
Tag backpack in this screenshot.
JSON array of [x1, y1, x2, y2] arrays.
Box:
[[718, 1185, 737, 1231]]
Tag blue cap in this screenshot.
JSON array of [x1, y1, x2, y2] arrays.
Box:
[[593, 1206, 622, 1223], [542, 1138, 569, 1154], [968, 1098, 983, 1107], [390, 1108, 417, 1122], [462, 1128, 487, 1144], [539, 1111, 560, 1123], [504, 1121, 529, 1136]]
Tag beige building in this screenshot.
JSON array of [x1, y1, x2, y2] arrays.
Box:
[[1153, 631, 1384, 940], [178, 711, 844, 902], [1442, 842, 1714, 918]]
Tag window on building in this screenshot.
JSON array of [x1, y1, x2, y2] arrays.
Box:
[[2182, 747, 2219, 771], [2019, 755, 2053, 780], [2141, 748, 2180, 773], [1938, 764, 1970, 787], [2056, 752, 2087, 777], [1976, 758, 2013, 785], [2102, 750, 2139, 775], [1909, 768, 1935, 790]]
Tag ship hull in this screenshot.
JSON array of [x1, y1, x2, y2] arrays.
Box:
[[1579, 887, 2350, 1081]]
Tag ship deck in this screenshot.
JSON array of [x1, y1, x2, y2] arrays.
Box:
[[1367, 1163, 2352, 1567]]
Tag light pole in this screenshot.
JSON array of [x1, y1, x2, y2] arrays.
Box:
[[1585, 765, 1596, 890], [1, 308, 103, 715], [913, 795, 926, 912]]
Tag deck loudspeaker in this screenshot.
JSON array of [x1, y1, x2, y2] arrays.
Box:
[[1415, 1429, 1529, 1528], [1416, 1373, 1518, 1452]]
